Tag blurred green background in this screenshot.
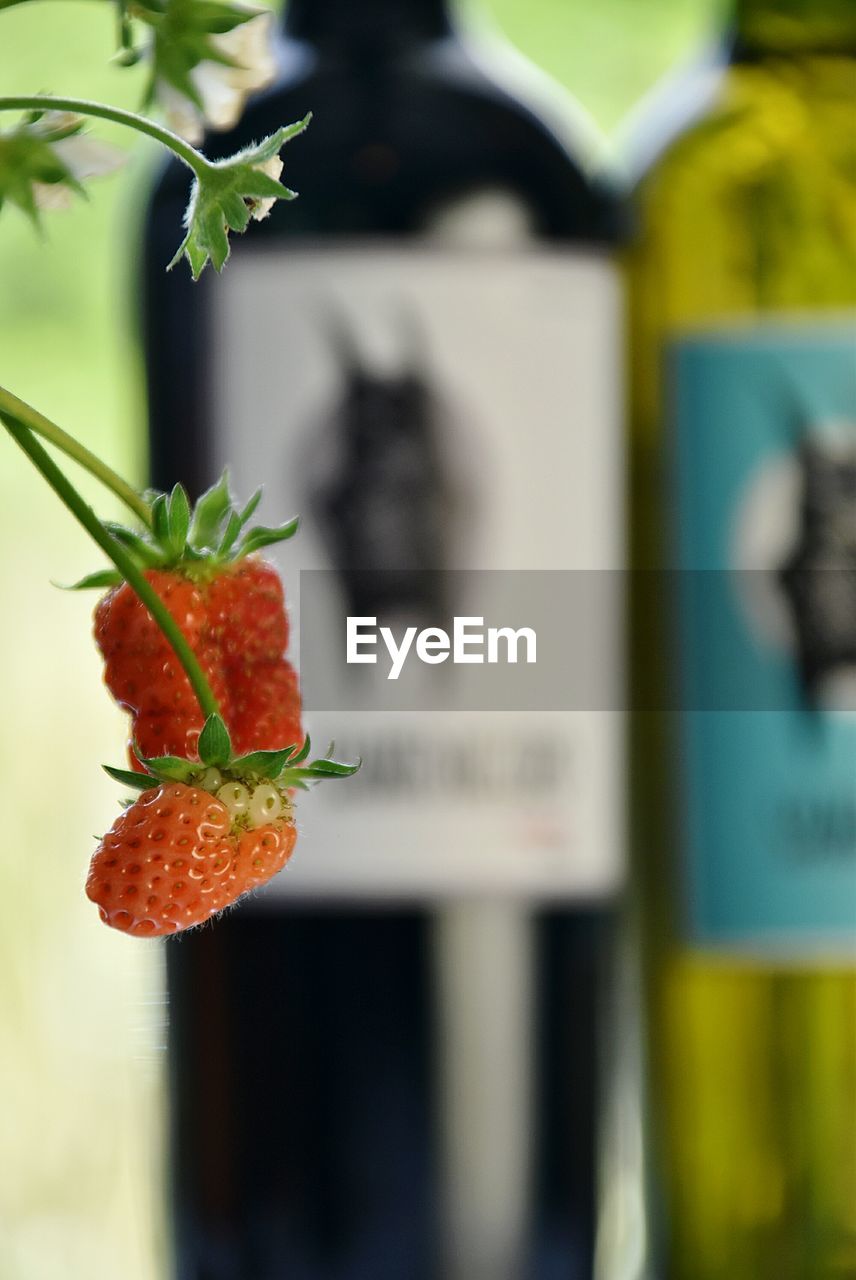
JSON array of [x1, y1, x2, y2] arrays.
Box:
[[0, 2, 717, 1276]]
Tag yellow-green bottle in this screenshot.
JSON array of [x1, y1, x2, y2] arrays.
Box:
[[626, 2, 856, 1277]]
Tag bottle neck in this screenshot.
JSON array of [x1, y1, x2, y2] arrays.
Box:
[[282, 0, 454, 51], [731, 0, 856, 58]]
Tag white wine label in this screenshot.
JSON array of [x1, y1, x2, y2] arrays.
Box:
[[209, 246, 624, 900], [672, 322, 856, 953]]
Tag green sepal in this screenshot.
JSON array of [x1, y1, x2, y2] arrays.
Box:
[[167, 482, 191, 555], [0, 112, 89, 228], [247, 119, 310, 163], [300, 758, 362, 778], [103, 764, 158, 791], [278, 750, 361, 790], [151, 492, 170, 544], [168, 116, 310, 280], [137, 0, 261, 126], [189, 470, 232, 550], [288, 734, 311, 765], [238, 488, 262, 526], [231, 746, 299, 779], [217, 508, 243, 557], [231, 737, 310, 779], [80, 472, 300, 585], [114, 44, 145, 69], [236, 516, 299, 557], [55, 568, 124, 591], [140, 753, 198, 783], [198, 712, 232, 767], [103, 521, 162, 566]]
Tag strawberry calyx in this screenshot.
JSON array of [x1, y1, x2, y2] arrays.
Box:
[[103, 712, 359, 829], [65, 471, 299, 588]]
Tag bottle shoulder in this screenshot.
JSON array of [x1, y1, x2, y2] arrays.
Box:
[[623, 52, 856, 328], [629, 52, 856, 208], [147, 33, 618, 242]]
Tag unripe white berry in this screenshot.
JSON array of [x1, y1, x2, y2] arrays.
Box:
[[217, 781, 250, 817], [199, 767, 223, 792], [249, 783, 283, 828]]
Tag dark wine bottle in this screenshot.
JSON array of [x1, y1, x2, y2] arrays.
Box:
[[142, 3, 624, 1277]]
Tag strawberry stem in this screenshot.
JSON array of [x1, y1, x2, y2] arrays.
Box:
[[1, 412, 221, 722], [0, 94, 210, 179], [0, 386, 151, 526]]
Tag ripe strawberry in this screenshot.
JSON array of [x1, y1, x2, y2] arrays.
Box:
[[86, 781, 297, 937], [90, 717, 358, 936], [229, 657, 303, 755], [206, 558, 289, 662], [95, 570, 207, 659], [116, 645, 229, 720], [88, 477, 303, 767], [95, 573, 228, 715], [130, 710, 205, 770]]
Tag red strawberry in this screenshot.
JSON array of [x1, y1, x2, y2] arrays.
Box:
[[95, 572, 227, 715], [125, 652, 301, 773], [129, 710, 204, 771], [229, 658, 303, 755], [95, 570, 207, 659], [86, 781, 297, 937], [206, 558, 289, 662], [119, 646, 229, 719], [91, 479, 302, 765]]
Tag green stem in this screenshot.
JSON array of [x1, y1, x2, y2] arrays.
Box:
[[0, 94, 209, 177], [1, 411, 220, 722], [0, 386, 151, 526]]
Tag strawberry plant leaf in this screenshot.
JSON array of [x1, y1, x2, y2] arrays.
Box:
[[198, 712, 232, 767], [103, 764, 157, 791]]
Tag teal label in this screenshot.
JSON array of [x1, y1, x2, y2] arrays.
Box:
[[672, 325, 856, 951]]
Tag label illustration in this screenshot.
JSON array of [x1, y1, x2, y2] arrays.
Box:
[[208, 245, 625, 899], [672, 324, 856, 952]]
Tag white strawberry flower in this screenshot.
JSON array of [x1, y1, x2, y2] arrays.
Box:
[[168, 116, 309, 279], [32, 113, 125, 210], [157, 7, 277, 145], [247, 155, 283, 221], [0, 111, 125, 220]]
